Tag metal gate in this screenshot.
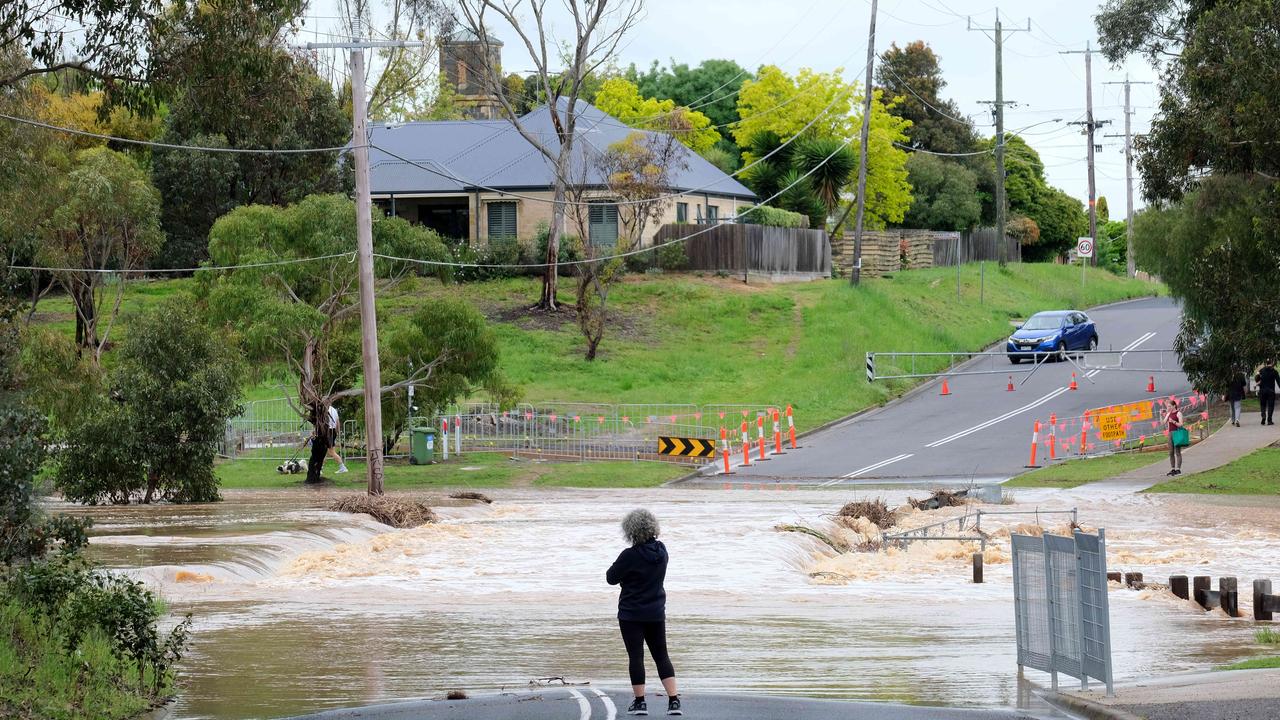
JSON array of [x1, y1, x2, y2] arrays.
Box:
[[1011, 529, 1114, 695]]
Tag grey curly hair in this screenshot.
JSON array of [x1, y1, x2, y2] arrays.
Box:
[[622, 508, 660, 545]]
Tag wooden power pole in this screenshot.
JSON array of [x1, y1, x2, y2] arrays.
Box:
[[1104, 76, 1151, 278], [970, 9, 1029, 267], [307, 36, 423, 496], [850, 0, 877, 286], [1062, 43, 1110, 268]]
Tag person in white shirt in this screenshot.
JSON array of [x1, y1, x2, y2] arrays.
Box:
[[326, 405, 348, 474]]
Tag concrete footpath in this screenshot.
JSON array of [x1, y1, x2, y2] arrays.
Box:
[[284, 688, 1048, 720], [1083, 419, 1278, 491], [1052, 669, 1280, 720]]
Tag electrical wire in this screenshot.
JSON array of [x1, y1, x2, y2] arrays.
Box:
[[10, 253, 356, 275], [0, 113, 360, 154], [18, 118, 864, 276], [893, 142, 990, 157], [878, 63, 976, 127]]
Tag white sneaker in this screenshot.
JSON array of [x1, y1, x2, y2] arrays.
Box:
[[336, 465, 349, 474]]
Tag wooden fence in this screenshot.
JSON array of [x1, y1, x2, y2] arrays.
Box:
[[654, 223, 831, 276], [933, 227, 1023, 266]]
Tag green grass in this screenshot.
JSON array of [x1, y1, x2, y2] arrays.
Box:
[[1004, 451, 1162, 488], [214, 452, 686, 490], [32, 264, 1159, 434], [1145, 447, 1280, 495], [0, 597, 162, 719], [1218, 629, 1280, 671]]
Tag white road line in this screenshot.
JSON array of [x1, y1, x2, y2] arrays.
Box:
[[587, 688, 617, 720], [1087, 331, 1156, 378], [568, 688, 592, 720], [821, 453, 914, 485], [926, 387, 1070, 448]]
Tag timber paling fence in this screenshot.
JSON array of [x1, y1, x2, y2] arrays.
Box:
[[932, 227, 1023, 266], [656, 223, 832, 276], [221, 399, 782, 463]]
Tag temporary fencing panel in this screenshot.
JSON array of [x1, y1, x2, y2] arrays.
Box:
[[1011, 529, 1114, 695], [1035, 391, 1210, 459]]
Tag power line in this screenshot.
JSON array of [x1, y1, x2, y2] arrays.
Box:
[[11, 253, 356, 275], [878, 63, 977, 127], [0, 113, 359, 154]]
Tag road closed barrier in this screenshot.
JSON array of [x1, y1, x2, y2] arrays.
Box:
[[1029, 391, 1211, 461]]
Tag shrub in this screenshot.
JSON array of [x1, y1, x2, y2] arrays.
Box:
[[531, 223, 583, 266], [741, 205, 809, 228], [5, 556, 190, 700], [449, 237, 523, 282], [657, 241, 689, 271], [624, 248, 657, 273]]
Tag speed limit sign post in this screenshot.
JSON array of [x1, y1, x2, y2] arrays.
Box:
[[1076, 237, 1094, 286]]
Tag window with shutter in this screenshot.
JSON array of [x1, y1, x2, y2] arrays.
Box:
[[676, 202, 688, 223], [707, 205, 719, 222], [588, 202, 619, 245], [487, 201, 517, 240]]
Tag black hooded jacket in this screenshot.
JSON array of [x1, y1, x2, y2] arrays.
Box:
[[606, 539, 668, 622]]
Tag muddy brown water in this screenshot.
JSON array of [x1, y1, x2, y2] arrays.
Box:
[[58, 484, 1280, 720]]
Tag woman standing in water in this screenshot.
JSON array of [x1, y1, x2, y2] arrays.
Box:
[[607, 509, 681, 716]]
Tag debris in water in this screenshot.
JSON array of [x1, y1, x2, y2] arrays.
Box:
[[837, 498, 896, 529], [775, 524, 850, 552], [329, 495, 438, 528], [449, 491, 493, 504], [446, 689, 468, 700], [175, 570, 214, 583], [907, 488, 968, 511]]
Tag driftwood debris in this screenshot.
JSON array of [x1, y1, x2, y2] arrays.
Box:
[[837, 498, 896, 528], [775, 524, 850, 552], [907, 488, 969, 511], [449, 491, 494, 504], [329, 495, 439, 528]]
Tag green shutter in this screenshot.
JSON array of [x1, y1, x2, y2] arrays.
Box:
[[676, 202, 688, 223], [487, 201, 517, 240], [589, 202, 618, 245]]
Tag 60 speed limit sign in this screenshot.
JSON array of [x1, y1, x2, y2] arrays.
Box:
[[1076, 237, 1094, 258]]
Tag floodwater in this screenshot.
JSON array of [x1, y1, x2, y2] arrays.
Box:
[[62, 482, 1280, 720]]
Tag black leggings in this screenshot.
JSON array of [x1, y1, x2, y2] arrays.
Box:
[[1262, 394, 1276, 423], [619, 619, 674, 686]]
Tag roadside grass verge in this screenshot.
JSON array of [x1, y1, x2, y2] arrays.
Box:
[[215, 453, 686, 490], [1145, 447, 1280, 495], [1219, 629, 1280, 670], [37, 264, 1161, 433], [0, 598, 159, 720], [1003, 452, 1161, 489]]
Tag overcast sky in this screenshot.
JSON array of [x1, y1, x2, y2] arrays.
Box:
[[310, 0, 1163, 220]]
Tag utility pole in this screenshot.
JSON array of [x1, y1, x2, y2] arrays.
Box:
[[970, 10, 1030, 267], [307, 36, 423, 496], [850, 0, 877, 286], [1104, 76, 1151, 278], [1062, 43, 1110, 268]]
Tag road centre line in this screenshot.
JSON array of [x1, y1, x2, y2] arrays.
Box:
[[926, 330, 1159, 448], [587, 688, 617, 720], [824, 453, 915, 485], [568, 688, 591, 720], [926, 388, 1070, 448]]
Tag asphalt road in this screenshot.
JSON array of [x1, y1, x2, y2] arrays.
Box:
[[701, 297, 1191, 486], [284, 688, 1047, 720]]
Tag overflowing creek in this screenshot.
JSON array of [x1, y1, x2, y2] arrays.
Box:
[[63, 483, 1280, 720]]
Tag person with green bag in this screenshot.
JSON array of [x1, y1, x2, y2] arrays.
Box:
[[1163, 398, 1187, 476]]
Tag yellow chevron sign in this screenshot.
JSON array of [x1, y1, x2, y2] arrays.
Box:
[[658, 436, 716, 458]]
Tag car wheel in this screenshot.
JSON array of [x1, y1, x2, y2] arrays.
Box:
[[1010, 356, 1021, 365], [1088, 336, 1098, 352], [1055, 341, 1067, 362]]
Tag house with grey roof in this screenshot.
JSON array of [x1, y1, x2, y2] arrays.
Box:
[[367, 101, 757, 247]]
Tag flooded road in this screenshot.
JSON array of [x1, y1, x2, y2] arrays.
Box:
[[65, 484, 1280, 720]]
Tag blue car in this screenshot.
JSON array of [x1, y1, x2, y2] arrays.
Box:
[[1007, 311, 1098, 364]]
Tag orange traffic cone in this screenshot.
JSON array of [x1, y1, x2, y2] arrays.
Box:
[[940, 379, 952, 396], [1147, 375, 1156, 393], [1007, 376, 1015, 392], [1069, 373, 1079, 391]]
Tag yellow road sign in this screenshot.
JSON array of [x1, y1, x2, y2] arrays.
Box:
[[658, 436, 716, 458]]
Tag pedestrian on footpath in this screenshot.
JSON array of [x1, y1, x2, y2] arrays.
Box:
[[1256, 361, 1279, 425], [1226, 370, 1248, 427], [1162, 398, 1185, 476], [607, 509, 681, 716], [326, 404, 348, 474]]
